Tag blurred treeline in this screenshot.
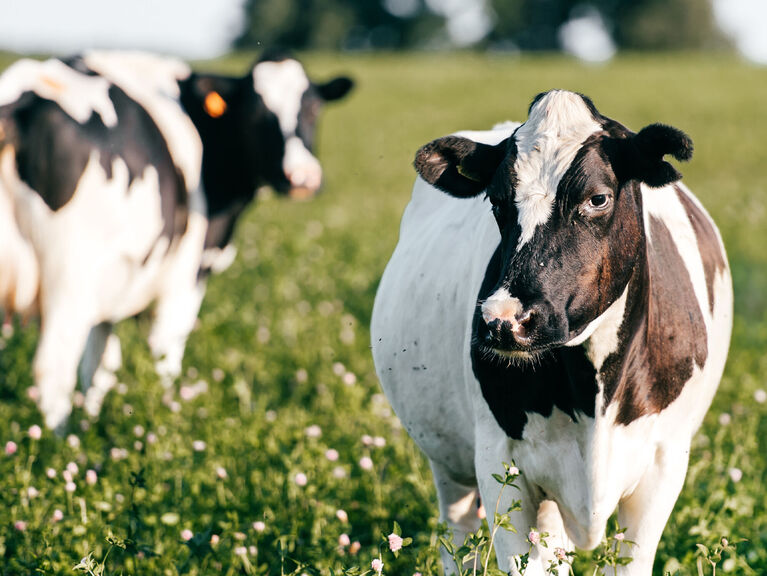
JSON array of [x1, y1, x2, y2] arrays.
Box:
[[236, 0, 726, 51]]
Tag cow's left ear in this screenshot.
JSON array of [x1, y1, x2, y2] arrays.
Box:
[[316, 77, 354, 101], [615, 123, 693, 188], [414, 135, 509, 198]]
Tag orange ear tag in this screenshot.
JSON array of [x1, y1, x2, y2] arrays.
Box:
[[204, 91, 227, 118]]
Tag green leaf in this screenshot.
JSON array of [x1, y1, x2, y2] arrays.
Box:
[[393, 520, 401, 536]]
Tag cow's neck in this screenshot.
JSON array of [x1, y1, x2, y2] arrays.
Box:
[[197, 127, 258, 216]]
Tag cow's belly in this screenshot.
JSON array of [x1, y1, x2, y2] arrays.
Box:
[[371, 178, 501, 482]]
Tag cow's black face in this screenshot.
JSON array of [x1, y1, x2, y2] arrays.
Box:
[[478, 137, 646, 357], [179, 54, 353, 207], [414, 90, 693, 361], [251, 53, 353, 199]]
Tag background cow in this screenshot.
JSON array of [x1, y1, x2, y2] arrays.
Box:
[[371, 91, 731, 575], [0, 50, 352, 430]]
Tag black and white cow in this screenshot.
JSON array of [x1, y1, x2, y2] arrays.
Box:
[[0, 50, 352, 430], [371, 91, 731, 575]]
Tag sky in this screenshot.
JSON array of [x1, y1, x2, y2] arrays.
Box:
[[0, 0, 246, 59], [0, 0, 765, 64]]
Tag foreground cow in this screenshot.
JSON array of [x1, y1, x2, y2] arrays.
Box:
[[371, 91, 731, 575], [0, 51, 352, 430]]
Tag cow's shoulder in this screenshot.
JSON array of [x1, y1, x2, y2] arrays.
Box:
[[673, 183, 727, 313], [601, 183, 710, 424]]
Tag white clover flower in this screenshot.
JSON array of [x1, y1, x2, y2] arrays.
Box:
[[28, 425, 42, 440], [359, 456, 374, 471], [325, 448, 339, 461]]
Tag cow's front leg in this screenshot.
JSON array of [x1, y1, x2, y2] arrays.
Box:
[[616, 445, 690, 576], [148, 279, 206, 387], [475, 448, 544, 575], [475, 444, 572, 576], [79, 322, 122, 418]]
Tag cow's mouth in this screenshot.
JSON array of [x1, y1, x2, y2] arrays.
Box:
[[288, 186, 318, 200], [475, 342, 554, 367]]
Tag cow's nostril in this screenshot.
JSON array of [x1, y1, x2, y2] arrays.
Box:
[[512, 310, 535, 344], [515, 309, 533, 327]]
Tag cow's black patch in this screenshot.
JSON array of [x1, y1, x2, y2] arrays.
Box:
[[11, 86, 187, 240], [472, 244, 599, 440], [61, 54, 97, 76]]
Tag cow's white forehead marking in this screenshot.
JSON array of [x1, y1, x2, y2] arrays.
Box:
[[0, 58, 117, 127], [252, 59, 310, 137], [513, 90, 602, 250]]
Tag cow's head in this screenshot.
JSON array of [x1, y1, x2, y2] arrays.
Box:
[[180, 50, 353, 204], [414, 90, 693, 362]]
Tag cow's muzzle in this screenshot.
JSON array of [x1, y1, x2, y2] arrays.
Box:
[[479, 290, 564, 355]]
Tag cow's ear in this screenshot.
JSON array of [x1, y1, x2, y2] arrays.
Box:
[[615, 123, 693, 188], [414, 136, 509, 198], [317, 76, 354, 101]]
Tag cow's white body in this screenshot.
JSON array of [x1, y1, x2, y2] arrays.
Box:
[[0, 54, 208, 428], [371, 126, 732, 574]]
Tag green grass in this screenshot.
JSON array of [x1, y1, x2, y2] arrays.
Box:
[[0, 52, 766, 575]]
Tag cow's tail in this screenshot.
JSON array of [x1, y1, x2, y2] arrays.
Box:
[[0, 101, 16, 152], [0, 99, 39, 318]]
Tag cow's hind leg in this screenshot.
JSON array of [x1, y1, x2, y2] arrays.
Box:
[[430, 461, 481, 575], [35, 304, 93, 432], [148, 279, 206, 388], [79, 322, 122, 418], [616, 446, 690, 576]]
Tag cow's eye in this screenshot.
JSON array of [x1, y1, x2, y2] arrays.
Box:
[[584, 193, 613, 214]]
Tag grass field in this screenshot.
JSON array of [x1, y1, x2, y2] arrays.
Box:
[[0, 52, 766, 575]]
